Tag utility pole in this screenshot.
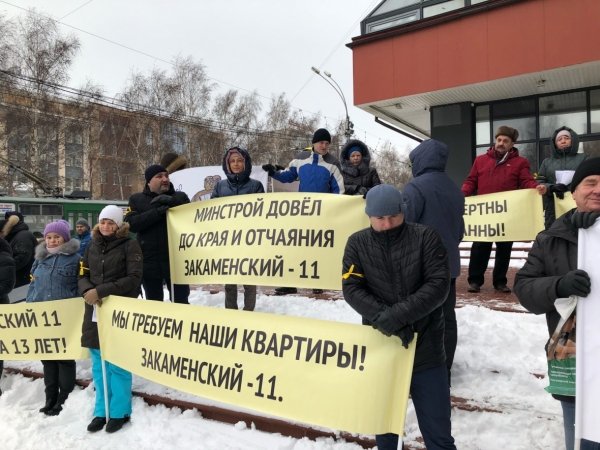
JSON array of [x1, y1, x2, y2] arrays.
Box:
[[311, 67, 354, 142]]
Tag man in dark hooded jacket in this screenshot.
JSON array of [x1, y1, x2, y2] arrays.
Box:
[[1, 212, 37, 290], [535, 126, 588, 229], [125, 164, 190, 303], [0, 236, 16, 395], [403, 139, 465, 383]]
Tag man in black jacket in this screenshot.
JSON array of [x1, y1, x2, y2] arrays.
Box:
[[0, 236, 15, 395], [1, 212, 37, 292], [342, 184, 456, 450], [125, 164, 190, 303], [515, 157, 600, 450]]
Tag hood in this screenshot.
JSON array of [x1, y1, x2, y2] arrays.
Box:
[[34, 238, 80, 260], [221, 146, 252, 184], [550, 126, 580, 158], [91, 222, 131, 241], [409, 139, 448, 177], [340, 139, 372, 164]]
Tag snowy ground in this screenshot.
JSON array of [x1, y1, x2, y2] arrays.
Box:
[[0, 283, 563, 450]]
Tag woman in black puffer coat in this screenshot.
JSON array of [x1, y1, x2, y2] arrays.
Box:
[[0, 236, 15, 393], [340, 139, 381, 196]]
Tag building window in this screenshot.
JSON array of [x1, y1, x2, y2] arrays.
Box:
[[423, 0, 465, 18], [539, 92, 587, 138], [100, 169, 107, 185], [475, 105, 490, 146], [591, 89, 600, 133]]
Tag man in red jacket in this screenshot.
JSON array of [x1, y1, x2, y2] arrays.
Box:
[[462, 126, 539, 294]]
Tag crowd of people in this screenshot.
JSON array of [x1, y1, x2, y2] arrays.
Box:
[[0, 124, 598, 450]]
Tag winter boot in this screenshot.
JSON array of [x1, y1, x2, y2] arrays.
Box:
[[87, 417, 106, 432], [105, 416, 130, 433]]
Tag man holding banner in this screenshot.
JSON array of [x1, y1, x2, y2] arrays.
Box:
[[462, 125, 539, 294], [342, 184, 456, 450], [514, 157, 600, 450]]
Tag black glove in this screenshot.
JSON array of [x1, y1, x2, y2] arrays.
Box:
[[262, 164, 276, 176], [549, 183, 568, 200], [557, 269, 591, 298], [156, 205, 170, 215], [396, 326, 415, 349], [151, 194, 175, 206], [372, 308, 401, 336], [357, 186, 368, 197], [571, 211, 600, 230], [275, 164, 286, 171]]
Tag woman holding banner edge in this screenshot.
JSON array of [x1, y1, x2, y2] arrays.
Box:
[[26, 219, 80, 416], [78, 205, 143, 433]]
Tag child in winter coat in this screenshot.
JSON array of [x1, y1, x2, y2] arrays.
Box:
[[26, 219, 80, 416], [79, 205, 142, 433], [212, 147, 264, 311]]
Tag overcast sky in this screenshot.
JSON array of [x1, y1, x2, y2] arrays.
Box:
[[0, 0, 416, 155]]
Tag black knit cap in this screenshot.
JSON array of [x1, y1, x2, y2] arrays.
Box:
[[570, 157, 600, 192], [312, 128, 331, 144], [145, 164, 168, 183]]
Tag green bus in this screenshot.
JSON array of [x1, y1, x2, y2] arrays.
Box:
[[0, 196, 128, 236]]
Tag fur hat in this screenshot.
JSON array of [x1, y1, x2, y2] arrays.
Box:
[[98, 205, 123, 227], [312, 128, 331, 144], [570, 157, 600, 193], [5, 211, 24, 222], [365, 184, 403, 217], [76, 218, 90, 229], [494, 126, 519, 142], [145, 164, 168, 183], [43, 220, 71, 242], [160, 153, 187, 173]]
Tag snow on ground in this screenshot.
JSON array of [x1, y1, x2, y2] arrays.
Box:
[[1, 287, 563, 449]]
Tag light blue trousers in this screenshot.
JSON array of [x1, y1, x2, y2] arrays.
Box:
[[90, 348, 132, 419]]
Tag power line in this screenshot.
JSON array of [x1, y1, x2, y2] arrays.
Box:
[[0, 1, 390, 148], [58, 0, 94, 20]]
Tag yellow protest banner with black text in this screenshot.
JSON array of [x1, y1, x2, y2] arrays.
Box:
[[463, 189, 544, 242], [97, 296, 415, 435], [554, 192, 576, 219], [167, 193, 369, 290], [0, 299, 88, 360]]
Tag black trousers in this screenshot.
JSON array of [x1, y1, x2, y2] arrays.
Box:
[[444, 279, 457, 383], [143, 275, 190, 304], [224, 284, 256, 311], [41, 359, 76, 406], [467, 241, 513, 287]]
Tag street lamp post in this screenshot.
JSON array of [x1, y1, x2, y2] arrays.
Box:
[[311, 67, 354, 141]]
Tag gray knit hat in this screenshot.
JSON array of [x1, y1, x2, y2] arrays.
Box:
[[76, 218, 90, 229], [365, 184, 403, 217]]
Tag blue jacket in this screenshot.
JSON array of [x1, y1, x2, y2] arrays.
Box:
[[26, 239, 80, 302], [212, 147, 265, 198], [76, 230, 91, 257], [271, 151, 345, 194], [403, 139, 465, 278]]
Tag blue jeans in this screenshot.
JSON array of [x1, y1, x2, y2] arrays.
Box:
[[561, 400, 575, 450], [376, 365, 456, 450], [90, 349, 132, 419]]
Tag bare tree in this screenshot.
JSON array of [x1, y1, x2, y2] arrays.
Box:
[[0, 9, 80, 196], [372, 141, 412, 188]]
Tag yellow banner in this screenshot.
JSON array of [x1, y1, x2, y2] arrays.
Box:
[[463, 189, 544, 242], [167, 193, 369, 290], [97, 296, 415, 435], [0, 299, 88, 360], [554, 192, 576, 219]]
